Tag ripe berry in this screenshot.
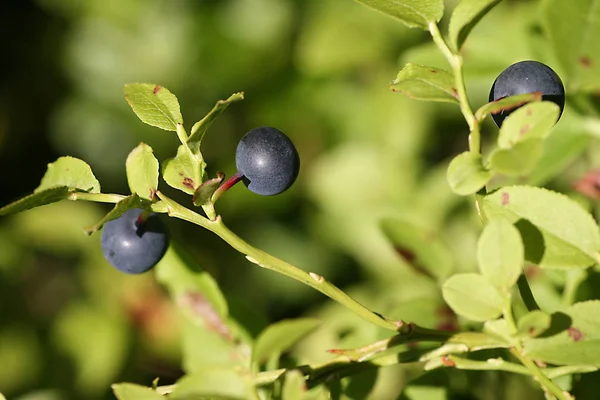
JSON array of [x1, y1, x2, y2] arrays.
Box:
[[489, 60, 565, 128], [235, 126, 300, 196], [101, 208, 169, 274]]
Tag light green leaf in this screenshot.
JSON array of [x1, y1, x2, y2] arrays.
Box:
[[112, 383, 164, 400], [170, 368, 256, 400], [448, 0, 503, 51], [281, 370, 308, 400], [421, 331, 510, 361], [517, 310, 551, 338], [483, 319, 513, 343], [498, 102, 560, 148], [389, 64, 459, 103], [124, 83, 183, 131], [523, 301, 600, 366], [0, 393, 5, 400], [162, 144, 204, 195], [442, 273, 504, 322], [487, 139, 544, 176], [381, 214, 454, 280], [477, 218, 524, 290], [403, 386, 446, 400], [252, 318, 320, 367], [353, 0, 444, 29], [188, 92, 244, 153], [0, 187, 71, 216], [481, 186, 600, 268], [126, 143, 159, 201], [474, 92, 542, 122], [83, 194, 143, 235], [447, 151, 492, 195], [193, 172, 225, 207], [36, 156, 100, 193], [542, 0, 600, 92]]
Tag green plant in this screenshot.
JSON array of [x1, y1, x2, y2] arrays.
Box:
[[2, 1, 600, 399]]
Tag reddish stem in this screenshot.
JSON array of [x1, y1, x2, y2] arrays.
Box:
[[211, 171, 244, 203]]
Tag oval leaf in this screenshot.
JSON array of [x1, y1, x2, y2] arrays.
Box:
[[447, 152, 492, 195], [474, 92, 542, 122], [390, 64, 459, 103], [124, 83, 183, 131], [481, 186, 600, 268], [448, 0, 503, 51], [170, 368, 255, 400], [488, 139, 544, 176], [112, 384, 164, 400], [542, 0, 600, 92], [498, 102, 560, 148], [517, 310, 551, 338], [353, 0, 444, 29], [523, 301, 600, 366], [252, 318, 320, 367], [126, 143, 159, 201], [36, 156, 100, 193], [477, 218, 524, 290], [0, 186, 71, 216], [162, 144, 205, 195], [442, 273, 504, 322], [282, 370, 308, 400]]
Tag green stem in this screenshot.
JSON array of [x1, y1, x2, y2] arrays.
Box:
[[156, 192, 403, 332], [510, 348, 571, 400], [428, 22, 479, 153], [517, 274, 540, 311]]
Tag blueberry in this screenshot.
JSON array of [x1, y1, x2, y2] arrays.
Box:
[[101, 208, 169, 274], [235, 126, 300, 196], [489, 60, 565, 128]]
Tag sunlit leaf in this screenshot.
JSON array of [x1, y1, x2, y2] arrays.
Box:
[[488, 139, 544, 176], [448, 0, 503, 51], [442, 273, 504, 322], [83, 194, 144, 235], [193, 172, 225, 207], [170, 368, 256, 400], [517, 310, 551, 338], [497, 102, 560, 148], [281, 370, 307, 400], [353, 0, 444, 29], [126, 143, 159, 201], [162, 144, 205, 195], [447, 151, 492, 195], [475, 92, 542, 122], [124, 83, 183, 131], [477, 218, 523, 290], [36, 156, 100, 194], [0, 187, 71, 216], [112, 384, 164, 400], [389, 64, 458, 103]]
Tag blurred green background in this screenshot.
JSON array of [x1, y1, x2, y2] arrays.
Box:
[[1, 0, 600, 399]]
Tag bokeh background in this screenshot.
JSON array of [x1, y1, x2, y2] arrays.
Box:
[[1, 0, 599, 399]]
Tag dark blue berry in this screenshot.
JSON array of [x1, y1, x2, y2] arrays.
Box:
[[489, 60, 565, 128], [235, 127, 300, 196], [101, 208, 169, 274]]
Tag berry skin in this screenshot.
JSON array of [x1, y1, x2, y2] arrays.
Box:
[[235, 126, 300, 196], [101, 208, 169, 274], [489, 60, 565, 128]]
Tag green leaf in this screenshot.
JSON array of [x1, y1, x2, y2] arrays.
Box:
[[0, 393, 5, 400], [112, 384, 164, 400], [487, 139, 544, 176], [193, 172, 225, 207], [481, 186, 600, 268], [162, 144, 205, 195], [126, 143, 159, 201], [170, 368, 256, 400], [36, 156, 100, 193], [83, 194, 144, 235], [252, 318, 320, 367], [483, 318, 513, 343], [353, 0, 444, 29], [381, 214, 454, 280], [403, 386, 446, 400], [448, 0, 503, 51], [477, 218, 524, 290], [446, 152, 492, 195], [124, 83, 183, 131], [0, 187, 71, 216], [389, 64, 459, 103], [497, 102, 560, 148], [442, 273, 504, 322], [421, 331, 510, 361], [281, 370, 308, 400], [474, 92, 542, 122], [542, 0, 600, 92], [517, 310, 551, 338], [188, 92, 244, 152], [523, 301, 600, 366]]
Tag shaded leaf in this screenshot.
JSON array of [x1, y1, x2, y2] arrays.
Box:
[[448, 0, 503, 51], [446, 151, 492, 195], [475, 92, 542, 122], [389, 64, 458, 103], [83, 194, 143, 235], [282, 370, 307, 400], [421, 331, 510, 361], [252, 318, 320, 367], [477, 218, 524, 290], [126, 143, 159, 201], [170, 368, 256, 400], [442, 273, 504, 322], [497, 102, 560, 148], [124, 83, 182, 131], [193, 172, 225, 207], [523, 301, 600, 366], [112, 384, 164, 400], [542, 0, 600, 92], [0, 187, 71, 216], [403, 386, 446, 400], [162, 144, 204, 195], [487, 139, 543, 176], [517, 310, 551, 338], [36, 156, 100, 193], [481, 186, 600, 268], [353, 0, 444, 29]]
